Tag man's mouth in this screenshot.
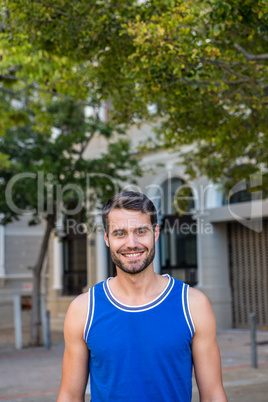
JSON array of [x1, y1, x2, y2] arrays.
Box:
[[124, 252, 143, 257], [120, 250, 145, 258]]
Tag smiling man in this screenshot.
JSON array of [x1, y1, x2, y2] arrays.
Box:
[[105, 208, 157, 275], [57, 191, 227, 402]]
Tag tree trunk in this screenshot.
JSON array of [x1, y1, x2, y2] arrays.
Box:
[[30, 214, 55, 346]]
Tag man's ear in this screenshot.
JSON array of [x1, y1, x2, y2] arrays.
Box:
[[154, 224, 160, 243], [104, 231, 109, 247]]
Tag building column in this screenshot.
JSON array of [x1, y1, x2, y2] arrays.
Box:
[[52, 216, 65, 290], [52, 235, 63, 290], [195, 215, 232, 328], [154, 239, 161, 274], [95, 215, 108, 283], [0, 215, 5, 279]]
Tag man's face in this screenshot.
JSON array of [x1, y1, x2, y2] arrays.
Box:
[[104, 209, 159, 275]]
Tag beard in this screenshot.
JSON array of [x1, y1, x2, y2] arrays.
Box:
[[110, 244, 155, 275]]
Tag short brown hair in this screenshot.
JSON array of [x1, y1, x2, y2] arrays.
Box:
[[102, 191, 157, 234]]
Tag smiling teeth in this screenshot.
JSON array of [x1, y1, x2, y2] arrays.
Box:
[[124, 253, 142, 257]]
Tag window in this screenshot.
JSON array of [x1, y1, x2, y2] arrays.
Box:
[[159, 178, 197, 286], [63, 233, 87, 295]]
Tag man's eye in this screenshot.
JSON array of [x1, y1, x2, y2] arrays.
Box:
[[115, 232, 125, 237], [137, 229, 146, 235]]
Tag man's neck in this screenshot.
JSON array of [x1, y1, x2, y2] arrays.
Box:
[[108, 268, 168, 306]]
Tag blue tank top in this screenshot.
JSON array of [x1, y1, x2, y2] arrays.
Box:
[[84, 275, 195, 401]]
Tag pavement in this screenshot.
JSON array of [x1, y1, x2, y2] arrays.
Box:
[[0, 327, 267, 401]]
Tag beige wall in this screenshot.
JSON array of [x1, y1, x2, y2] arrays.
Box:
[[0, 215, 44, 327]]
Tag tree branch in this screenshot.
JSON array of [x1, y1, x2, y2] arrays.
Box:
[[0, 74, 92, 105], [234, 43, 268, 61], [32, 0, 88, 23], [161, 76, 265, 89], [79, 133, 94, 159], [200, 58, 254, 80]]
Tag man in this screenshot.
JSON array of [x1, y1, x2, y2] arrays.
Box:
[[57, 191, 227, 402]]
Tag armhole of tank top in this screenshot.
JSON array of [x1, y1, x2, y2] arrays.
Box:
[[182, 283, 195, 338], [83, 286, 95, 342]]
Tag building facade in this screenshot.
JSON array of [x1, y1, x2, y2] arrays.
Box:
[[1, 124, 267, 333], [47, 124, 268, 331]]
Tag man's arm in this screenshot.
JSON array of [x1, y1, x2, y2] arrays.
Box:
[[189, 287, 227, 402], [57, 293, 89, 402]]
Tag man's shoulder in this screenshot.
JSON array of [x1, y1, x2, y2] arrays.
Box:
[[69, 281, 106, 312], [71, 291, 88, 307], [188, 287, 216, 333], [188, 286, 209, 302], [65, 292, 89, 326], [188, 287, 212, 312], [63, 292, 91, 341]]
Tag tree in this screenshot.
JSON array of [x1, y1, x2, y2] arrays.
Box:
[[2, 0, 267, 191], [0, 95, 142, 346]]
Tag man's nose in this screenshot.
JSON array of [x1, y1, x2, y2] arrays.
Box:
[[125, 233, 138, 248]]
